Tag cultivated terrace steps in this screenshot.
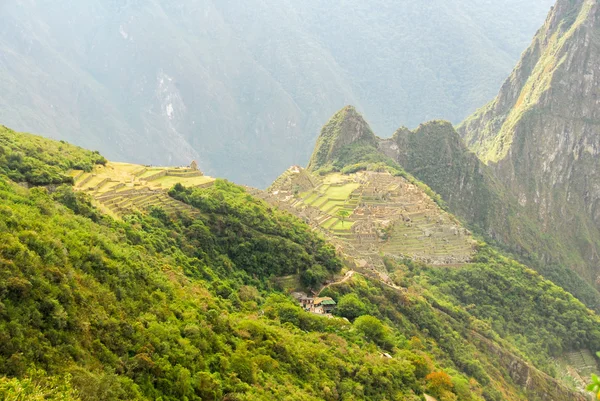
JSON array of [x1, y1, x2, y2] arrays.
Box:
[[72, 161, 215, 218], [261, 168, 476, 282]]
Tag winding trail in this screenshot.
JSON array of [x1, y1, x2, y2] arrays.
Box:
[[318, 271, 354, 295]]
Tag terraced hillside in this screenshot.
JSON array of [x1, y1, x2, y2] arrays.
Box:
[[557, 350, 600, 389], [72, 161, 214, 217], [263, 167, 475, 277]]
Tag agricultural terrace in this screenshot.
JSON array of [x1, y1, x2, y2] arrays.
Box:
[[72, 161, 214, 218], [266, 169, 476, 272]]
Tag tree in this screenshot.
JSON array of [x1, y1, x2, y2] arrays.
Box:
[[425, 371, 454, 399], [336, 293, 366, 321], [336, 209, 351, 227], [300, 264, 328, 288], [354, 315, 387, 345]]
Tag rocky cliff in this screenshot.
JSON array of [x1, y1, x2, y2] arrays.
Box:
[[379, 120, 600, 308], [459, 0, 600, 287]]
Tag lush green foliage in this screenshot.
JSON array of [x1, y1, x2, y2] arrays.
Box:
[[0, 126, 105, 185], [168, 180, 341, 281], [1, 131, 596, 400], [0, 371, 79, 401], [0, 177, 435, 400], [391, 120, 600, 311], [588, 355, 600, 399], [335, 293, 367, 321], [417, 246, 600, 371]]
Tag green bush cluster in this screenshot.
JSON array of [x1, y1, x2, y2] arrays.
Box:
[[0, 126, 105, 185]]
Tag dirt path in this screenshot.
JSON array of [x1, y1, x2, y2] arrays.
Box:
[[424, 395, 437, 401], [318, 271, 354, 294]]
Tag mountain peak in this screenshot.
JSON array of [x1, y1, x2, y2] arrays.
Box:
[[459, 0, 598, 163], [307, 106, 378, 171], [459, 0, 600, 288]]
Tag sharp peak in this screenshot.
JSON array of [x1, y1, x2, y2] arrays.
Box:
[[307, 106, 378, 171]]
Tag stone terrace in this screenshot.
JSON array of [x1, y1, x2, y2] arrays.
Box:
[[263, 168, 476, 276], [72, 162, 214, 218]]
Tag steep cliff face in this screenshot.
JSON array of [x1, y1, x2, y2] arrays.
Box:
[[381, 121, 500, 232], [380, 121, 600, 308], [459, 0, 600, 286]]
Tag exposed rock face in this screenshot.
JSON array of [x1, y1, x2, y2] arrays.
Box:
[[459, 0, 600, 286], [381, 121, 502, 233], [381, 120, 600, 308]]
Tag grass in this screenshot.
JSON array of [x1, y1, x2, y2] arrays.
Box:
[[319, 200, 344, 212], [72, 161, 212, 219], [331, 220, 355, 231], [321, 218, 339, 229], [149, 175, 214, 189], [325, 183, 361, 199]]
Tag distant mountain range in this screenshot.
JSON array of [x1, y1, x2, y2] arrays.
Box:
[[0, 0, 554, 187]]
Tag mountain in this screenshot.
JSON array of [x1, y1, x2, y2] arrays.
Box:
[[379, 121, 600, 308], [0, 0, 554, 187], [266, 112, 600, 398], [2, 126, 599, 400], [307, 106, 380, 172], [299, 0, 600, 305], [299, 102, 600, 312], [458, 0, 600, 289]]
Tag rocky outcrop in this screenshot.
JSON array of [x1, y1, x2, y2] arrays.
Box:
[[459, 0, 600, 287]]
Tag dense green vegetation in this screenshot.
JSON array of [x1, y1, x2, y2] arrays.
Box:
[[0, 125, 105, 186], [0, 177, 435, 400], [324, 249, 600, 399], [1, 130, 597, 400], [391, 121, 600, 310], [420, 246, 600, 370], [168, 180, 341, 286], [0, 134, 443, 400]]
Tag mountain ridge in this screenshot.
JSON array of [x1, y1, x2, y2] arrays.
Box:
[[1, 122, 598, 400], [459, 0, 600, 289], [300, 104, 600, 311]]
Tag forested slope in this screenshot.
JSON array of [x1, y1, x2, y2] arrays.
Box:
[[1, 129, 597, 400]]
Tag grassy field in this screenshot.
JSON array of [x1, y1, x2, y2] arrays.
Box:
[[331, 220, 355, 231], [149, 175, 214, 189], [325, 183, 360, 199]]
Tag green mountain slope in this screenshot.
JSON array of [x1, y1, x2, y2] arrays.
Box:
[[2, 128, 598, 400], [379, 121, 600, 309], [271, 112, 600, 398], [458, 0, 600, 291], [297, 105, 600, 313], [0, 0, 554, 187]]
